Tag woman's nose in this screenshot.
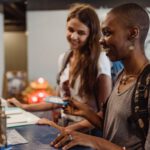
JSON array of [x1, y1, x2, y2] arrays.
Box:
[[99, 37, 105, 45], [71, 32, 78, 40]]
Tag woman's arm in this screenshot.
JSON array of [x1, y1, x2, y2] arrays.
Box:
[[96, 74, 112, 110], [78, 74, 112, 128], [37, 118, 64, 131], [51, 131, 123, 150], [66, 119, 94, 132], [64, 74, 112, 131], [65, 111, 102, 132], [7, 98, 60, 111], [64, 98, 103, 129]]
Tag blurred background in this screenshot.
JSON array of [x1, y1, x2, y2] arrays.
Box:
[[0, 0, 150, 101]]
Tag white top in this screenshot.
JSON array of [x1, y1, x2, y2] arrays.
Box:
[[58, 51, 111, 122]]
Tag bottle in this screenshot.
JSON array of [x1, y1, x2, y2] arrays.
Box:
[[0, 99, 7, 148]]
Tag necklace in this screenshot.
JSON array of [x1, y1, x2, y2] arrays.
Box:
[[120, 74, 136, 85], [119, 61, 149, 85]]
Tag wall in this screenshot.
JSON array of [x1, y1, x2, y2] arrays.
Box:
[[27, 8, 150, 87], [27, 9, 109, 87], [0, 10, 4, 96], [4, 32, 27, 71], [27, 10, 68, 86]]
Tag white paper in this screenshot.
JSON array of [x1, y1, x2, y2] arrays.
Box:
[[6, 109, 40, 127], [0, 99, 40, 127], [5, 107, 23, 115], [0, 99, 40, 128], [7, 129, 28, 145]]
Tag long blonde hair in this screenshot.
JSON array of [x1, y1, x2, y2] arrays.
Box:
[[67, 3, 101, 97]]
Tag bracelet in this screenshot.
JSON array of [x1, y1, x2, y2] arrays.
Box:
[[122, 147, 126, 150]]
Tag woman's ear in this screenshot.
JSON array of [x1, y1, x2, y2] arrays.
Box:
[[127, 26, 140, 51], [128, 26, 139, 40]]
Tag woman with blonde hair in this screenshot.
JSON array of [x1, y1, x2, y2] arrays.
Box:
[[8, 3, 112, 131]]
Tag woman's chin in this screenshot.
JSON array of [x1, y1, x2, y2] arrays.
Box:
[[106, 53, 116, 61], [71, 46, 80, 51]]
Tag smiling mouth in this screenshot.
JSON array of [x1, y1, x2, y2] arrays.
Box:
[[101, 46, 110, 53], [71, 41, 79, 46]]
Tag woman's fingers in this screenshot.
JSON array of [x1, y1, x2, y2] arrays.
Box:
[[7, 98, 22, 107], [50, 122, 64, 131], [51, 133, 66, 146], [62, 132, 93, 150], [51, 130, 72, 146], [37, 118, 48, 124], [64, 105, 74, 114], [54, 134, 71, 148], [62, 140, 77, 150], [51, 131, 91, 150]]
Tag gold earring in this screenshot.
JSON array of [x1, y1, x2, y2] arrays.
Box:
[[129, 44, 135, 51], [129, 39, 135, 51]]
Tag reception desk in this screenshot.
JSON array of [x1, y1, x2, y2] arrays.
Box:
[[9, 111, 92, 150]]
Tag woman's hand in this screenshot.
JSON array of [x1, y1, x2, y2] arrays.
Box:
[[37, 118, 64, 131], [51, 130, 123, 150], [37, 118, 51, 125], [51, 130, 98, 150], [64, 98, 103, 129], [63, 98, 91, 118], [7, 98, 23, 108]]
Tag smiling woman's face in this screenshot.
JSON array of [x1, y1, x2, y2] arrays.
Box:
[[66, 18, 90, 51], [100, 13, 132, 61]]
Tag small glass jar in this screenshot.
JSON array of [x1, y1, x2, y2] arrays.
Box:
[[0, 105, 7, 148]]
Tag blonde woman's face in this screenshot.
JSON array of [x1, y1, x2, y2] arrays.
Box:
[[66, 18, 90, 51]]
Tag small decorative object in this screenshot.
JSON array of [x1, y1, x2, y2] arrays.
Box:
[[22, 77, 56, 104], [0, 99, 7, 148], [4, 71, 27, 100]]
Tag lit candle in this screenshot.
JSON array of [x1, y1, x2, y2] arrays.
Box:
[[31, 96, 38, 103], [37, 77, 45, 84], [38, 92, 45, 98]]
